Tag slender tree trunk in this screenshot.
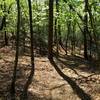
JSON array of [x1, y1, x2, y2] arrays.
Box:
[[71, 23, 76, 55], [21, 0, 35, 99], [83, 0, 88, 59], [4, 2, 8, 46], [86, 0, 99, 59], [57, 0, 62, 51], [4, 34, 8, 46], [48, 0, 54, 60], [56, 0, 59, 57], [58, 25, 61, 45], [48, 0, 91, 100], [54, 19, 57, 44], [10, 0, 20, 99], [83, 14, 88, 59], [4, 17, 8, 46], [22, 31, 26, 53], [54, 18, 59, 57], [66, 22, 70, 55]]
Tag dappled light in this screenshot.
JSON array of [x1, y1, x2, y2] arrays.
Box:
[[0, 0, 100, 100]]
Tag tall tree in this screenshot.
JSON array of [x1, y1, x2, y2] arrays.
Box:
[[83, 0, 88, 59], [4, 1, 8, 45], [48, 0, 54, 60], [66, 6, 72, 55], [10, 0, 20, 99], [21, 0, 35, 99], [54, 0, 59, 56]]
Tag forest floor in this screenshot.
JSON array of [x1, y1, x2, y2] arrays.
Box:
[[0, 46, 100, 100]]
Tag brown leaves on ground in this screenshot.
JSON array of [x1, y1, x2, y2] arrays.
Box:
[[0, 46, 100, 100]]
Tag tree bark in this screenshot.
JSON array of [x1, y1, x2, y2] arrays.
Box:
[[10, 0, 20, 99], [83, 0, 88, 59], [21, 0, 35, 99], [4, 2, 8, 46], [48, 0, 54, 60]]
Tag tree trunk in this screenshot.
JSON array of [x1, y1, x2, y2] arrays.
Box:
[[66, 22, 70, 55], [10, 0, 20, 99], [48, 0, 54, 60], [4, 2, 8, 46], [21, 0, 35, 99], [83, 0, 88, 59]]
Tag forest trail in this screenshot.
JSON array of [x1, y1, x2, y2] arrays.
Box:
[[0, 46, 100, 100]]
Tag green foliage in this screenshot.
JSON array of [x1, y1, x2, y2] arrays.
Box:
[[0, 0, 100, 57]]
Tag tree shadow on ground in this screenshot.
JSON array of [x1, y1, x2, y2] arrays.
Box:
[[0, 60, 51, 100], [0, 91, 51, 100], [56, 54, 100, 74], [0, 55, 97, 100], [0, 48, 96, 100], [49, 58, 91, 100]]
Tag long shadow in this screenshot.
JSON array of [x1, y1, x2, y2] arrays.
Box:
[[59, 54, 91, 67], [0, 59, 51, 100], [57, 54, 99, 73], [49, 58, 91, 100]]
